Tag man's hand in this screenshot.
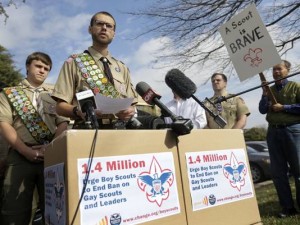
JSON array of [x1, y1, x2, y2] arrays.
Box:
[[115, 106, 136, 121], [21, 144, 47, 163], [261, 81, 268, 96], [272, 103, 284, 112]]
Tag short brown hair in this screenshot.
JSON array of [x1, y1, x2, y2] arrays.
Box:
[[211, 73, 227, 82], [25, 52, 52, 71], [90, 11, 116, 31]]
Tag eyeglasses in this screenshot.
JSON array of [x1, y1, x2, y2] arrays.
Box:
[[93, 20, 115, 30]]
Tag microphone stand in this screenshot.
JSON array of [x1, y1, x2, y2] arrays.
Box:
[[190, 96, 227, 128], [213, 71, 300, 104], [83, 101, 99, 129]]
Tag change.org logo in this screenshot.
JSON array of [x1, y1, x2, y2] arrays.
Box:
[[110, 213, 121, 225]]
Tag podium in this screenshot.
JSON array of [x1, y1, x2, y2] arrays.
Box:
[[44, 130, 187, 225], [178, 129, 262, 225], [44, 129, 262, 225]]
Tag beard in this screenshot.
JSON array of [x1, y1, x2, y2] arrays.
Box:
[[92, 33, 113, 46]]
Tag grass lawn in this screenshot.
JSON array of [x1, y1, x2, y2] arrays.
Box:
[[255, 179, 300, 225]]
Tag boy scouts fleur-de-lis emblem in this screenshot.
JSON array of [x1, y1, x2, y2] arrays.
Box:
[[243, 48, 263, 67], [138, 156, 174, 206], [223, 152, 247, 191], [54, 170, 64, 222]]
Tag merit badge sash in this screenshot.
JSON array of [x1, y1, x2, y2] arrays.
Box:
[[3, 87, 54, 144], [71, 53, 120, 98]]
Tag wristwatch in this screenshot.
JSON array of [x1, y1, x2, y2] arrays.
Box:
[[72, 106, 80, 118]]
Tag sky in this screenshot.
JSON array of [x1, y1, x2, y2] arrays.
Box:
[[0, 0, 299, 129]]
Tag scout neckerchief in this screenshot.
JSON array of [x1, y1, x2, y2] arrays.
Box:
[[70, 52, 120, 98], [3, 87, 54, 144]]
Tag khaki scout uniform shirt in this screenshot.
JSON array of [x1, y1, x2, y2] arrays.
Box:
[[52, 47, 138, 106], [205, 93, 250, 129], [136, 95, 161, 117], [0, 79, 69, 145]]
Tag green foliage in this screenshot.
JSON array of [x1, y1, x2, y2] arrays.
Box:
[[0, 1, 26, 22], [0, 45, 23, 87], [256, 180, 300, 224], [244, 127, 267, 141]]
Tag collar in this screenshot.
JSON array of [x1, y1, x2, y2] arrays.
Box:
[[275, 79, 288, 91], [20, 79, 50, 92], [88, 46, 113, 64], [212, 91, 228, 99], [173, 98, 183, 104]]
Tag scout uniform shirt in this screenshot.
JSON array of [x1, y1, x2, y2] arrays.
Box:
[[0, 79, 69, 145], [205, 93, 250, 129], [52, 46, 138, 107], [136, 95, 161, 117]]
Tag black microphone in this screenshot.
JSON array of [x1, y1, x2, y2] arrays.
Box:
[[136, 82, 193, 135], [136, 82, 178, 121], [165, 69, 227, 128], [126, 117, 143, 129], [165, 68, 197, 99], [75, 89, 99, 129], [126, 115, 168, 130], [134, 115, 165, 129]]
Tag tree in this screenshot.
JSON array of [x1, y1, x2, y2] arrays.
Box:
[[244, 127, 267, 141], [127, 0, 300, 74], [0, 45, 23, 86], [0, 0, 26, 22]]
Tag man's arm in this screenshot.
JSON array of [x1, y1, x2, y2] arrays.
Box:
[[232, 114, 247, 129], [259, 95, 269, 114], [193, 106, 207, 129], [54, 121, 69, 139], [0, 122, 43, 162], [259, 82, 271, 114], [56, 100, 85, 120]]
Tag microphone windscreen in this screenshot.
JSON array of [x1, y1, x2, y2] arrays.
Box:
[[165, 69, 197, 99]]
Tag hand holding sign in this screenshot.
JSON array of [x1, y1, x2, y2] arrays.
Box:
[[259, 72, 277, 104]]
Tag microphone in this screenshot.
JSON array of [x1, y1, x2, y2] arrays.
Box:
[[136, 82, 178, 121], [165, 68, 197, 99], [126, 117, 144, 129], [136, 82, 193, 135], [165, 69, 227, 128], [75, 89, 99, 129], [131, 115, 165, 129]]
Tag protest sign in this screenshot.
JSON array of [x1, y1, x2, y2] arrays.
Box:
[[219, 3, 281, 81]]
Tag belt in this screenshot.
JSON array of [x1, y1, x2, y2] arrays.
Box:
[[270, 123, 298, 129]]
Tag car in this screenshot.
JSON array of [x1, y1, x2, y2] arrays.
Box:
[[246, 145, 271, 183], [246, 141, 269, 152]]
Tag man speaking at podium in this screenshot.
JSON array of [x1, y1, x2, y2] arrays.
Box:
[[52, 11, 138, 129]]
